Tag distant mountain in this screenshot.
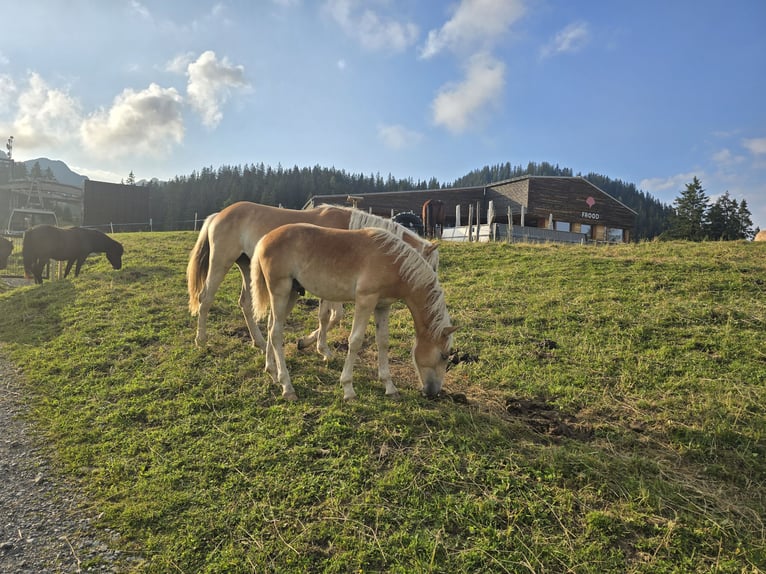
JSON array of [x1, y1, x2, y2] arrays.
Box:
[[20, 157, 88, 188]]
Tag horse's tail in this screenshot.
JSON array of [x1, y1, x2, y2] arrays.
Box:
[[187, 213, 218, 316], [250, 253, 270, 322]]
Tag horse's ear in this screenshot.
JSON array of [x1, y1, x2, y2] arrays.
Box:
[[444, 325, 458, 336], [425, 243, 438, 256]]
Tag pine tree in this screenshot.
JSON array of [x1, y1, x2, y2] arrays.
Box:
[[707, 191, 739, 240], [737, 199, 754, 239], [126, 171, 136, 185], [30, 161, 43, 180], [707, 192, 754, 240], [670, 177, 709, 241]]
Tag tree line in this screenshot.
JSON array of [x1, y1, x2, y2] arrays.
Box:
[[4, 157, 756, 240], [140, 160, 679, 240], [664, 176, 754, 241]]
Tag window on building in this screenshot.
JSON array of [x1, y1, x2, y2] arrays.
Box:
[[555, 221, 571, 232], [607, 228, 624, 242]]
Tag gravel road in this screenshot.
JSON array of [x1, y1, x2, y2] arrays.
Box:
[[0, 354, 142, 572]]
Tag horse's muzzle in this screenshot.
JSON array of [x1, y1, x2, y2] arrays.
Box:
[[421, 379, 443, 399]]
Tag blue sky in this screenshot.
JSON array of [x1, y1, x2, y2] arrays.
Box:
[[2, 1, 765, 229]]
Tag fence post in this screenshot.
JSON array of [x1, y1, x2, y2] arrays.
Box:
[[476, 201, 481, 241], [110, 222, 114, 234], [507, 206, 512, 244], [468, 204, 474, 242]]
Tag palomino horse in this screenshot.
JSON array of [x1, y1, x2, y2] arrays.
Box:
[[187, 201, 439, 352], [422, 199, 446, 238], [251, 223, 456, 401], [22, 225, 123, 284]]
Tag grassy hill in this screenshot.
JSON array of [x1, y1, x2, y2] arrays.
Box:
[[1, 234, 764, 573]]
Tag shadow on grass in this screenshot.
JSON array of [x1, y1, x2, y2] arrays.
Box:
[[0, 280, 76, 345]]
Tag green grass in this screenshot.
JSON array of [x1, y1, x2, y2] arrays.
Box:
[[1, 234, 765, 573]]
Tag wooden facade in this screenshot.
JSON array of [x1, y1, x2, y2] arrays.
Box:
[[304, 176, 637, 243]]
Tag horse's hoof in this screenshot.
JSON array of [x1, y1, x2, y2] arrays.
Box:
[[343, 394, 358, 402], [385, 392, 401, 401], [283, 391, 298, 401], [296, 339, 307, 351]]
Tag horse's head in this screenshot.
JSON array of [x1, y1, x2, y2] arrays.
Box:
[[107, 241, 124, 270], [412, 326, 458, 398]]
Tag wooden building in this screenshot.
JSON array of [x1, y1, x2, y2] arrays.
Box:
[[304, 176, 637, 243]]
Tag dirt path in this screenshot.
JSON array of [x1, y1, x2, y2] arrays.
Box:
[[0, 354, 140, 572]]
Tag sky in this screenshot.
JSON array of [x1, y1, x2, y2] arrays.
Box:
[[1, 0, 765, 229]]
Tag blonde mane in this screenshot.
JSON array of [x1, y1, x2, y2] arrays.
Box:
[[320, 204, 439, 269], [369, 228, 452, 340]]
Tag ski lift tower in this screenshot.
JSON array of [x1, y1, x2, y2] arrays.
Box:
[[2, 136, 11, 182]]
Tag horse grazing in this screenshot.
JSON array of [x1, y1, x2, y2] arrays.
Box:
[[0, 237, 12, 270], [187, 201, 439, 351], [422, 199, 446, 238], [22, 225, 124, 284], [251, 223, 456, 401]]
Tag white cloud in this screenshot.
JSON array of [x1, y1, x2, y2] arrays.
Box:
[[129, 0, 152, 21], [743, 137, 766, 156], [165, 53, 195, 75], [420, 0, 525, 59], [540, 21, 590, 58], [712, 148, 745, 166], [378, 123, 423, 150], [11, 73, 83, 150], [80, 83, 184, 159], [325, 0, 418, 53], [186, 50, 248, 129], [0, 74, 16, 111], [431, 53, 505, 134], [640, 171, 700, 194]]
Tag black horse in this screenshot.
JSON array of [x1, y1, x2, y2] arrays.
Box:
[[23, 225, 124, 284], [0, 237, 12, 270]]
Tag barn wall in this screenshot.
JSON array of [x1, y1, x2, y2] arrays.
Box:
[[525, 178, 635, 229]]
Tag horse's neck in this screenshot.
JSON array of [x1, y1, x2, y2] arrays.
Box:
[[91, 232, 113, 252], [404, 280, 447, 341]]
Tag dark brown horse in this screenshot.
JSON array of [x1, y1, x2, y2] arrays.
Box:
[[23, 225, 123, 284], [0, 237, 12, 270], [422, 199, 446, 238]]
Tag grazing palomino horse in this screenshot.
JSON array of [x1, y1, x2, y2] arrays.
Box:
[[422, 199, 446, 238], [187, 201, 439, 352], [0, 237, 13, 270], [251, 223, 456, 401], [755, 230, 766, 242], [23, 225, 123, 284]]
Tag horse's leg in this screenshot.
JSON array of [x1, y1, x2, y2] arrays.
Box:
[[374, 304, 399, 398], [297, 302, 344, 359], [194, 256, 232, 347], [234, 256, 267, 351], [63, 259, 75, 278], [339, 297, 376, 401], [74, 257, 86, 277], [33, 261, 44, 284], [266, 279, 299, 400]]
